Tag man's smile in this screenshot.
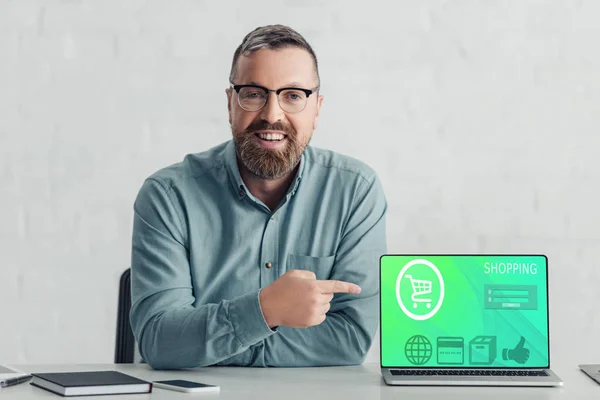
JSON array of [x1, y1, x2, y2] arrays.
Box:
[[254, 130, 287, 141]]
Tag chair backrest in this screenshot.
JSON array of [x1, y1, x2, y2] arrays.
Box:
[[115, 268, 142, 363]]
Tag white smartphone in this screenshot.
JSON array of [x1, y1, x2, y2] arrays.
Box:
[[152, 379, 220, 393]]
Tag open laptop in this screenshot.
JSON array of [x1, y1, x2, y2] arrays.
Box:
[[379, 254, 563, 386]]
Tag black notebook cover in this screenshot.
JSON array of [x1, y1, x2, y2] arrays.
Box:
[[30, 370, 152, 396]]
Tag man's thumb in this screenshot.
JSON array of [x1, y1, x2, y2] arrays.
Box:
[[514, 336, 526, 349]]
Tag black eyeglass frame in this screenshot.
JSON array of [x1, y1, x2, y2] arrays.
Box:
[[229, 83, 320, 113]]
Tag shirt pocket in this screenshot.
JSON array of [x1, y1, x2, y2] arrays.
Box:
[[286, 253, 336, 281]]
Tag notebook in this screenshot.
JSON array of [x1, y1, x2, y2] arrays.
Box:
[[30, 370, 152, 396], [379, 254, 563, 386]]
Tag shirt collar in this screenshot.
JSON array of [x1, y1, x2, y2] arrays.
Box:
[[224, 140, 248, 199], [285, 148, 305, 198], [224, 140, 306, 200]]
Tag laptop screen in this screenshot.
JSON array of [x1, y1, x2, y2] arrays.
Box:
[[380, 255, 550, 369]]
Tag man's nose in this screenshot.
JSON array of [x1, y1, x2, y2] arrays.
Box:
[[259, 92, 285, 123]]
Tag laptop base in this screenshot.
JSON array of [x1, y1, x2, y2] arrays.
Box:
[[382, 368, 564, 387]]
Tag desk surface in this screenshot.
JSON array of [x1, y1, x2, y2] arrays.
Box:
[[0, 363, 598, 399]]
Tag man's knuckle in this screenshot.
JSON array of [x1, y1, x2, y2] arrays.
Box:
[[299, 269, 313, 276]]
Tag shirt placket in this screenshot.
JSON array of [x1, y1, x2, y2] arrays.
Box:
[[260, 210, 280, 287]]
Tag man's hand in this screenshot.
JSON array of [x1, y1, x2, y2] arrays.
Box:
[[259, 270, 361, 329]]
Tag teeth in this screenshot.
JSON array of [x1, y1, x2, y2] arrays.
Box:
[[257, 133, 284, 141]]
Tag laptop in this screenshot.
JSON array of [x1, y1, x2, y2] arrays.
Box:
[[579, 364, 600, 385], [379, 254, 563, 386]]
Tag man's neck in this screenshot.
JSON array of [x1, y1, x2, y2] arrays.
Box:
[[238, 160, 298, 211]]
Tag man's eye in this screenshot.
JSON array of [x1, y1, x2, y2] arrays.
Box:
[[283, 91, 304, 101], [243, 92, 263, 99]]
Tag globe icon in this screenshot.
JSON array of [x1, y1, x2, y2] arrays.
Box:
[[404, 335, 432, 365]]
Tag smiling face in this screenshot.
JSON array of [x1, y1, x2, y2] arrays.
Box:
[[227, 47, 323, 180]]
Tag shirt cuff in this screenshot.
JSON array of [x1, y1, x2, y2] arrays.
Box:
[[228, 289, 277, 347]]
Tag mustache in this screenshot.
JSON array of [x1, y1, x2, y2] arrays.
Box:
[[243, 121, 296, 136]]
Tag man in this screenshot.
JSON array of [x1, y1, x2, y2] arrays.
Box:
[[130, 24, 387, 369]]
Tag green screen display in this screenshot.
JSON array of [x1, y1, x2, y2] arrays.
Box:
[[380, 255, 549, 368]]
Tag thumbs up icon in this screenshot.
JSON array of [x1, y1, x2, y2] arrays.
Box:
[[502, 336, 530, 364]]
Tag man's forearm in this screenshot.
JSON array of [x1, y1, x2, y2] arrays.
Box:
[[130, 178, 277, 369], [132, 289, 275, 369], [260, 296, 379, 367]]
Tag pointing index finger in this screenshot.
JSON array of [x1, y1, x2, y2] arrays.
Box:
[[318, 280, 362, 294]]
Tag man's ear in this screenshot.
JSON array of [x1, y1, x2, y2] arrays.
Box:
[[313, 94, 324, 130], [226, 88, 232, 125]]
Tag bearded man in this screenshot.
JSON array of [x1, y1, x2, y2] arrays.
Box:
[[129, 24, 388, 369]]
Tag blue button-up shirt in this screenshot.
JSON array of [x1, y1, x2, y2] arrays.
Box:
[[130, 139, 387, 369]]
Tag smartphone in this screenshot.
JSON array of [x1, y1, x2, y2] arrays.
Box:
[[152, 379, 220, 393]]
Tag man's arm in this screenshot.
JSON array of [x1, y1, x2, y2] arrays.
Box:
[[262, 173, 387, 366], [129, 178, 275, 370]]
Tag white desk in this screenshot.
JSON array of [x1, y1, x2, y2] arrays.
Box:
[[0, 363, 597, 399]]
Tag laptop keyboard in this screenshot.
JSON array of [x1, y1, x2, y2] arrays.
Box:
[[390, 369, 549, 376]]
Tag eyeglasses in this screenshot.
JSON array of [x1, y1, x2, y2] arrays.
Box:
[[229, 83, 319, 114]]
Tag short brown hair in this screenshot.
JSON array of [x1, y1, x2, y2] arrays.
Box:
[[229, 25, 320, 86]]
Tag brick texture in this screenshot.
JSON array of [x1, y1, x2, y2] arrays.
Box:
[[1, 0, 599, 366]]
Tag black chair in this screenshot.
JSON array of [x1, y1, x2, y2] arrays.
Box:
[[115, 268, 138, 363]]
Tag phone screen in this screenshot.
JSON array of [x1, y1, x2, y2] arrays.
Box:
[[154, 379, 215, 388]]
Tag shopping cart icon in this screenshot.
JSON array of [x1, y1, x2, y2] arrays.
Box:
[[405, 274, 432, 309]]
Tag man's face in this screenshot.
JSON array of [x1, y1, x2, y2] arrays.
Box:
[[227, 47, 323, 180]]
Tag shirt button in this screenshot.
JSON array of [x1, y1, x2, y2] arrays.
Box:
[[270, 215, 275, 220], [265, 262, 272, 269]]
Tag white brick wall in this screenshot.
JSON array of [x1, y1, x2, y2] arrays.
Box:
[[1, 0, 599, 367]]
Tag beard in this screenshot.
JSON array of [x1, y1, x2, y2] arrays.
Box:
[[232, 120, 309, 180]]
